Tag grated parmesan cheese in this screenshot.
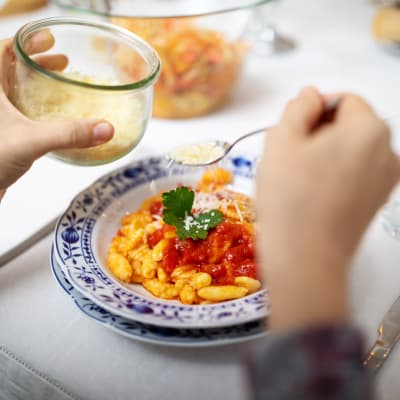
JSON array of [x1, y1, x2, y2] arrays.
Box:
[[193, 190, 234, 213], [233, 199, 243, 223], [12, 70, 145, 164], [183, 214, 210, 231], [192, 188, 255, 224], [168, 141, 225, 165], [150, 215, 163, 230]]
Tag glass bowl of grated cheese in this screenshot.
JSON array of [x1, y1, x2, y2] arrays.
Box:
[[10, 16, 161, 165]]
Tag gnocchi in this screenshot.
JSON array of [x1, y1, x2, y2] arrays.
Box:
[[107, 168, 261, 304]]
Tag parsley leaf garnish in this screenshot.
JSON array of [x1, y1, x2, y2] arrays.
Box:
[[162, 186, 224, 241], [162, 186, 193, 218]]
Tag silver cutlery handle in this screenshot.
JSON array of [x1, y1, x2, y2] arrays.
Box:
[[0, 215, 59, 267], [363, 342, 391, 373]]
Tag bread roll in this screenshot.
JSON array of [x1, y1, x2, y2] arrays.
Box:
[[0, 0, 47, 16], [372, 7, 400, 42]]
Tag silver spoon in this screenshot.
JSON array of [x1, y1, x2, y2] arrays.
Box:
[[167, 128, 266, 167], [168, 98, 341, 168]]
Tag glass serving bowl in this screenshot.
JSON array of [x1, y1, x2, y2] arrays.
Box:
[[52, 0, 271, 119], [10, 16, 161, 165]]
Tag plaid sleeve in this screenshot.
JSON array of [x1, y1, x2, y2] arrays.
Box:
[[243, 325, 372, 400]]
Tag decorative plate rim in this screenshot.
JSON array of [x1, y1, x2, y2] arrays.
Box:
[[53, 154, 269, 328]]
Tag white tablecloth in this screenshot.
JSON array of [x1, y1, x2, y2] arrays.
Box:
[[1, 1, 400, 399]]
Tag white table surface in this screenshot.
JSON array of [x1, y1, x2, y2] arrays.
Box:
[[1, 1, 400, 399]]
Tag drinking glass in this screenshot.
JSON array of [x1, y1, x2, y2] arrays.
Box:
[[381, 115, 400, 238], [243, 0, 296, 56]]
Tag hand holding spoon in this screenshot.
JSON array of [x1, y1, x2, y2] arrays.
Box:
[[168, 98, 341, 167]]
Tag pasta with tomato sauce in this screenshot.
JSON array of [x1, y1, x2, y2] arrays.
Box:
[[107, 168, 260, 304]]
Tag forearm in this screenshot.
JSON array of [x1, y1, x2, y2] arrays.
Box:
[[260, 229, 351, 330], [265, 259, 349, 330]]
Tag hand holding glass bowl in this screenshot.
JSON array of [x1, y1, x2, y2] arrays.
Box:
[[10, 17, 161, 165]]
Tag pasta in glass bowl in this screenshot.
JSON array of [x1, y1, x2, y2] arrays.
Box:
[[52, 0, 271, 118]]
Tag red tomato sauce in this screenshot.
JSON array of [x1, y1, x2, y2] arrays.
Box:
[[147, 213, 258, 284]]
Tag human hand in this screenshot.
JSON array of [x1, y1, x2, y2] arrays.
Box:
[[0, 30, 114, 199], [257, 87, 399, 330]]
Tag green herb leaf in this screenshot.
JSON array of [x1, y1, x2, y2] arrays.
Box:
[[162, 187, 224, 241], [194, 210, 224, 232], [162, 186, 194, 218], [162, 210, 183, 228]]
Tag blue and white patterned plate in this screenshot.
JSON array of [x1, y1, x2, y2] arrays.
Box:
[[51, 245, 268, 347], [53, 154, 269, 328]]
